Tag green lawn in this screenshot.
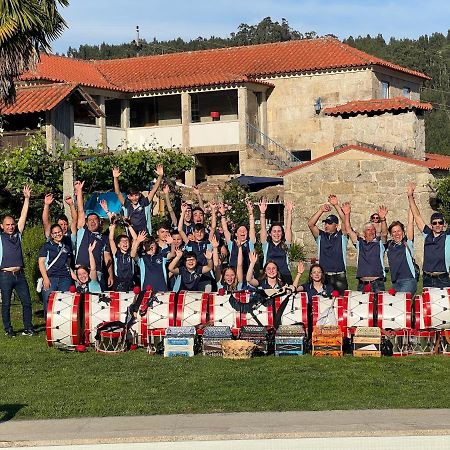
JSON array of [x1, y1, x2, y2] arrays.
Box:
[[0, 267, 435, 421]]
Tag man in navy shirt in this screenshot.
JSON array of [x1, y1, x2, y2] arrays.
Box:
[[343, 202, 388, 293], [408, 182, 450, 288], [308, 195, 348, 295], [74, 180, 112, 290], [0, 185, 36, 337]]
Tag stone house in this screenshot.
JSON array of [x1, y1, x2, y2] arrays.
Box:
[[2, 36, 437, 185]]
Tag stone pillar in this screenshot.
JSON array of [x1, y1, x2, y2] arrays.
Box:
[[238, 86, 249, 175], [63, 161, 74, 219], [121, 99, 130, 149], [97, 96, 107, 149], [181, 92, 196, 186], [259, 90, 268, 136]]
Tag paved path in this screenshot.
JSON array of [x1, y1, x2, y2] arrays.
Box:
[[1, 409, 449, 448]]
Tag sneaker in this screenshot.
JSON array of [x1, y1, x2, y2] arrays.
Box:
[[22, 329, 38, 336], [5, 329, 15, 338]]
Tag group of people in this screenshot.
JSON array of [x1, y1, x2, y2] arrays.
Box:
[[1, 164, 449, 338]]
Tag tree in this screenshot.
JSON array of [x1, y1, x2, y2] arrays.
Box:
[[0, 0, 68, 105]]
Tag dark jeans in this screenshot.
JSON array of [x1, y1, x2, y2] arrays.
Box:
[[41, 277, 73, 319], [423, 273, 450, 289], [0, 271, 33, 332], [357, 278, 385, 294], [325, 272, 348, 296]]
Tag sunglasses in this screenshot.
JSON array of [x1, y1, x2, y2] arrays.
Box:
[[432, 220, 444, 225], [371, 216, 380, 220]]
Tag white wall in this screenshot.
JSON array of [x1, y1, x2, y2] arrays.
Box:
[[74, 124, 101, 148], [127, 125, 182, 149], [106, 127, 127, 150], [189, 121, 239, 147]]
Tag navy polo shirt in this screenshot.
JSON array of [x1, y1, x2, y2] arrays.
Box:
[[183, 223, 194, 236], [301, 282, 333, 304], [75, 226, 108, 270], [185, 239, 212, 266], [114, 250, 134, 282], [38, 240, 72, 278], [227, 239, 255, 274], [316, 230, 348, 273], [422, 225, 450, 273], [0, 231, 24, 269], [385, 239, 415, 283], [75, 279, 102, 294], [175, 265, 203, 291], [123, 196, 151, 234], [355, 236, 385, 278], [262, 240, 291, 276], [259, 279, 283, 290], [139, 253, 168, 292]]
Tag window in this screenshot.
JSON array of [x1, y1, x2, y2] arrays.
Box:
[[402, 87, 411, 99], [381, 81, 390, 99], [191, 94, 200, 123]]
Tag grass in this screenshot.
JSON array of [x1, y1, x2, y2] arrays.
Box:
[[0, 266, 433, 421]]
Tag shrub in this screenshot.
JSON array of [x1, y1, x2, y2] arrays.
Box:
[[288, 242, 305, 262]]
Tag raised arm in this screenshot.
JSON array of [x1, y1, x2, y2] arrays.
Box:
[[293, 260, 305, 290], [246, 199, 256, 244], [406, 207, 414, 242], [112, 167, 125, 205], [308, 203, 331, 239], [236, 242, 244, 283], [407, 182, 426, 232], [259, 197, 268, 243], [99, 199, 114, 222], [202, 249, 214, 274], [219, 203, 232, 243], [163, 184, 178, 228], [246, 250, 259, 287], [210, 233, 221, 281], [42, 193, 54, 238], [192, 185, 204, 210], [342, 202, 358, 244], [88, 241, 97, 281], [130, 230, 147, 259], [284, 200, 294, 244], [177, 203, 190, 244], [378, 205, 388, 243], [74, 181, 85, 229], [208, 201, 217, 240], [168, 248, 183, 275], [328, 195, 347, 233], [64, 195, 78, 236], [17, 185, 31, 233], [108, 222, 117, 256], [147, 164, 164, 202]]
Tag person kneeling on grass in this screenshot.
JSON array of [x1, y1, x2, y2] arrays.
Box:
[[72, 241, 102, 294], [168, 249, 213, 292], [246, 250, 288, 291]]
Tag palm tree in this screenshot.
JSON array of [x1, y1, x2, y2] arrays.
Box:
[[0, 0, 68, 105]]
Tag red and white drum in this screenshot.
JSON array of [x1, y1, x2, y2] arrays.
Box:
[[340, 291, 375, 334], [85, 291, 148, 346], [46, 291, 82, 348], [176, 291, 208, 328], [312, 295, 341, 327], [208, 292, 244, 333], [409, 330, 437, 355], [440, 330, 450, 355], [382, 328, 410, 357], [239, 291, 275, 328], [275, 292, 308, 329], [377, 292, 412, 330], [416, 288, 450, 329], [146, 291, 176, 337]]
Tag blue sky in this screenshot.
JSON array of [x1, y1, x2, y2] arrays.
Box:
[[52, 0, 450, 54]]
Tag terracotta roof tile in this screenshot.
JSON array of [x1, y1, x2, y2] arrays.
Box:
[[323, 97, 432, 116], [279, 144, 447, 177], [19, 37, 430, 93], [0, 83, 104, 117]]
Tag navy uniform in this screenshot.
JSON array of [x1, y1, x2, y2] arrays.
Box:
[[113, 250, 134, 292], [262, 240, 292, 284], [385, 239, 417, 295], [355, 236, 385, 293], [139, 253, 168, 292], [123, 196, 152, 234], [422, 225, 450, 288]]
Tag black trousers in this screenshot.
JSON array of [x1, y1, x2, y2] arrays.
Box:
[[324, 272, 348, 296]]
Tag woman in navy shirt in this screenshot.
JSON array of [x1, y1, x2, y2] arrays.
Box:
[[38, 224, 72, 318], [246, 251, 286, 290], [385, 209, 417, 296]]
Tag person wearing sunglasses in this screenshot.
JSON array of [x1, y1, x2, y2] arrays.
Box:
[[407, 182, 450, 288], [370, 213, 382, 237]]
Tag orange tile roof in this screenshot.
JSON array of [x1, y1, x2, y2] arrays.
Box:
[[323, 97, 432, 116], [19, 37, 430, 93], [279, 144, 449, 177], [0, 83, 104, 116]]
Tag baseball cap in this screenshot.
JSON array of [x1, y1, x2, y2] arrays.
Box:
[[430, 212, 444, 222], [322, 214, 339, 224]]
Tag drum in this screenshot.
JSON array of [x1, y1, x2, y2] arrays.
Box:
[[240, 291, 275, 328], [275, 292, 308, 329], [208, 292, 244, 333], [409, 330, 437, 355], [416, 288, 450, 329], [377, 292, 412, 330], [176, 291, 208, 328], [85, 291, 148, 346], [440, 330, 450, 355], [146, 291, 176, 337], [382, 329, 410, 357], [46, 291, 82, 349], [340, 291, 375, 334], [312, 295, 341, 327], [94, 321, 127, 354]]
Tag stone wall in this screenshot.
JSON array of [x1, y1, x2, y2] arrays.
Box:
[[283, 148, 435, 266]]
